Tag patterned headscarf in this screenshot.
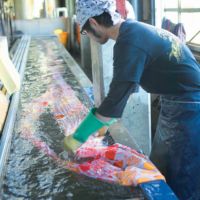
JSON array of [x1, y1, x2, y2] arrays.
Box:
[[76, 0, 121, 29]]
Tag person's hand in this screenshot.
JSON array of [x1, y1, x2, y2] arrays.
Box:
[[73, 108, 116, 143], [63, 134, 82, 154], [63, 108, 116, 154]]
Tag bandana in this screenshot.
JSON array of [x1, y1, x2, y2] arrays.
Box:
[[76, 0, 121, 29]]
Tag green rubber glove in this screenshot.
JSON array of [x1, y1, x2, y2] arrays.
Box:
[[73, 108, 116, 143]]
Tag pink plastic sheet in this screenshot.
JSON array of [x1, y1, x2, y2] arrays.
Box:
[[18, 71, 165, 187]]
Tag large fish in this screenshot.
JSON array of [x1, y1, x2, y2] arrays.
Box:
[[18, 69, 164, 187]]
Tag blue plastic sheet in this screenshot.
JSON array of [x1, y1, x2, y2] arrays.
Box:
[[140, 180, 178, 200]]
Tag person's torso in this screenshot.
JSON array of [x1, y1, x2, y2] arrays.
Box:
[[114, 20, 200, 94]]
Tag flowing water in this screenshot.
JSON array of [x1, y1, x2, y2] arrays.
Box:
[[2, 37, 144, 200]]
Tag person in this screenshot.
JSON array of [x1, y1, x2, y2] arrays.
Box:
[[64, 0, 200, 199]]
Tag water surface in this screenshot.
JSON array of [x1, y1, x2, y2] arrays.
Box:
[[2, 37, 144, 200]]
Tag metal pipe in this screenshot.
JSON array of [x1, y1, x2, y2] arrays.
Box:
[[178, 0, 181, 23], [164, 8, 200, 13], [151, 0, 155, 25], [137, 0, 143, 22], [131, 0, 139, 21], [0, 36, 31, 191], [12, 37, 26, 70]]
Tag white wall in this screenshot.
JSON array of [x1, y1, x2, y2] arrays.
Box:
[[155, 0, 165, 28], [13, 18, 68, 36]]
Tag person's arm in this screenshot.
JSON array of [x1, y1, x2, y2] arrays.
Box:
[[63, 81, 138, 153], [94, 80, 138, 136], [64, 31, 149, 153], [97, 81, 139, 118], [63, 106, 117, 153]]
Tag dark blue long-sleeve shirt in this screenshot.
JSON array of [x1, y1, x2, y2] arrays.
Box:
[[97, 20, 200, 118]]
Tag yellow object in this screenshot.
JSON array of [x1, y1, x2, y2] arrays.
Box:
[[58, 32, 68, 47], [54, 29, 63, 35], [97, 126, 108, 137], [1, 86, 7, 95], [143, 162, 156, 170], [0, 91, 9, 132], [0, 55, 20, 95], [54, 29, 68, 47], [63, 134, 82, 154]]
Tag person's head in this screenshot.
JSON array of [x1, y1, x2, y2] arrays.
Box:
[[76, 0, 121, 44]]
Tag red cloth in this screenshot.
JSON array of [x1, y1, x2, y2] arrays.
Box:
[[116, 0, 127, 19], [72, 139, 165, 186]]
